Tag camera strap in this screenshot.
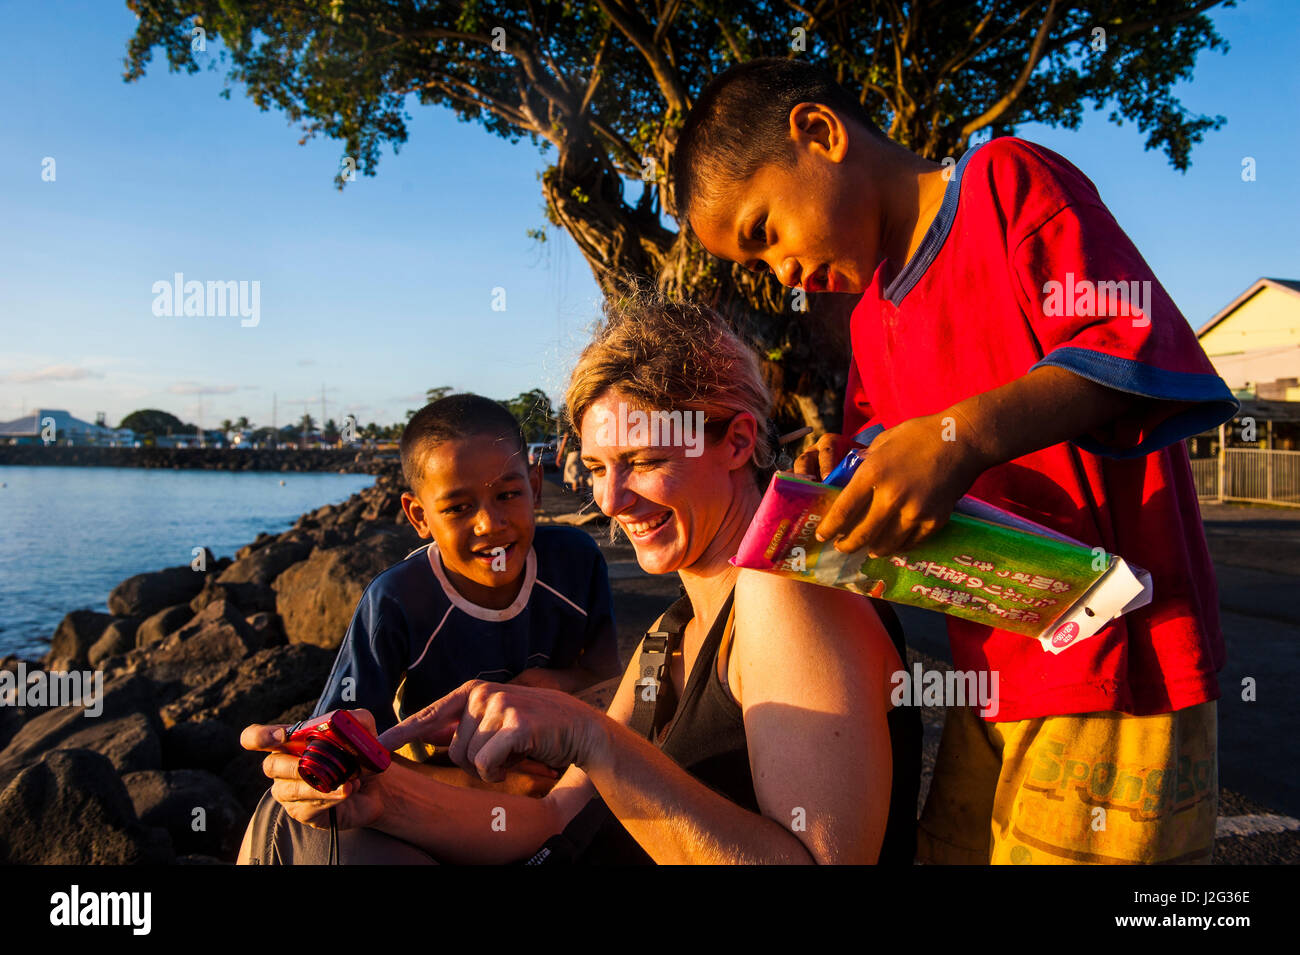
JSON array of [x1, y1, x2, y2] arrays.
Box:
[[628, 594, 694, 741], [328, 808, 340, 865]]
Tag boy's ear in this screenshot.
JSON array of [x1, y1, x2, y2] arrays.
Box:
[[400, 491, 432, 538], [789, 102, 849, 163], [529, 460, 544, 507]]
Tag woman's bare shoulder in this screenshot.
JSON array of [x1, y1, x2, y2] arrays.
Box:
[[731, 569, 899, 686]]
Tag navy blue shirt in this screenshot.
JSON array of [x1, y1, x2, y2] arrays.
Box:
[[313, 525, 617, 734]]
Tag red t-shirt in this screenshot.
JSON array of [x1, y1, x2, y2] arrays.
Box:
[[844, 137, 1238, 721]]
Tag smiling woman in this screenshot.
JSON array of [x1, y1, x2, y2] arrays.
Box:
[[239, 289, 921, 865]]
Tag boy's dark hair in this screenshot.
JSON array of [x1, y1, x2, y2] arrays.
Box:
[[672, 57, 883, 223], [400, 393, 527, 492]]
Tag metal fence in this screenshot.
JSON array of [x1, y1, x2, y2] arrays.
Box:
[[1190, 448, 1300, 506]]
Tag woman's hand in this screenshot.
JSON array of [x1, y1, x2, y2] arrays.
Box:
[[239, 710, 386, 830], [380, 681, 607, 784]]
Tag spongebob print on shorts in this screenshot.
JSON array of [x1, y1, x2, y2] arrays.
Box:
[[918, 701, 1218, 865]]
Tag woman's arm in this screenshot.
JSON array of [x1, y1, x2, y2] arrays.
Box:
[[578, 570, 900, 863], [242, 647, 651, 864]]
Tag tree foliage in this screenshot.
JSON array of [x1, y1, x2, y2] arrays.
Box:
[[119, 408, 189, 435], [125, 0, 1233, 428], [501, 387, 557, 441]]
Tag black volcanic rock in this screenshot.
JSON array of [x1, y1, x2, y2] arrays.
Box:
[[0, 749, 173, 864], [109, 562, 210, 618], [161, 719, 242, 773], [0, 674, 163, 786], [89, 616, 141, 667], [273, 529, 417, 649], [137, 603, 195, 650], [140, 599, 265, 694], [124, 768, 245, 859], [47, 609, 114, 671], [158, 644, 333, 730]]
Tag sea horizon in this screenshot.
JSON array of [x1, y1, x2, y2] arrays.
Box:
[[0, 465, 375, 659]]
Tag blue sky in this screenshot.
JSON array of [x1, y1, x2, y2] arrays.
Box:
[[1, 0, 1297, 430]]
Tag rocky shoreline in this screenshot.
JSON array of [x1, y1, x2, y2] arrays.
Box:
[[0, 445, 392, 472], [0, 470, 422, 863]]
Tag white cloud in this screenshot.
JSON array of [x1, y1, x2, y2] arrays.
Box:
[[2, 364, 103, 383], [168, 382, 239, 396]]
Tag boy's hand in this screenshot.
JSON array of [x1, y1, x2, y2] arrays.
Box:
[[814, 411, 989, 558], [792, 432, 865, 481], [240, 711, 386, 830]]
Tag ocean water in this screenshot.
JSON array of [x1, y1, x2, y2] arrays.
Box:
[[0, 466, 375, 659]]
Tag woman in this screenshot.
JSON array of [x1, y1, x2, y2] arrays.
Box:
[[240, 291, 919, 864]]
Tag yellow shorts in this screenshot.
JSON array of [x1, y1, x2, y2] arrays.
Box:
[[917, 700, 1218, 865]]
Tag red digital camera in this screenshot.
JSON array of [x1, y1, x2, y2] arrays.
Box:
[[281, 710, 392, 793]]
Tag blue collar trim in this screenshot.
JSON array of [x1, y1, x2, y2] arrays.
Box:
[[882, 141, 985, 305]]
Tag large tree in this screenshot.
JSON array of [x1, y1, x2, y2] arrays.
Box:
[[124, 0, 1233, 430], [119, 408, 188, 436], [501, 387, 558, 441]]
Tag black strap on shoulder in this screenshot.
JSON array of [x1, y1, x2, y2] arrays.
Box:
[[628, 594, 694, 741]]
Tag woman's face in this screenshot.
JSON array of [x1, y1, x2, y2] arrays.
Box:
[[579, 389, 755, 575]]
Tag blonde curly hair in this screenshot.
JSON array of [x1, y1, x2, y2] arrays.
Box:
[[563, 286, 776, 484]]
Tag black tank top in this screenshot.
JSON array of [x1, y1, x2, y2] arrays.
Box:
[[573, 591, 920, 865]]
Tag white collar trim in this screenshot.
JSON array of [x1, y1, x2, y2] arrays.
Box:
[[426, 539, 536, 622]]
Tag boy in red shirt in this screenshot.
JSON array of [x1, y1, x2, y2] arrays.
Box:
[[675, 58, 1237, 864]]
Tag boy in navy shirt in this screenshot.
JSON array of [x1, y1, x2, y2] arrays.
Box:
[[313, 394, 620, 784]]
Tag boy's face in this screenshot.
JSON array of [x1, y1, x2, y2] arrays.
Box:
[[400, 433, 541, 608], [688, 104, 880, 296]]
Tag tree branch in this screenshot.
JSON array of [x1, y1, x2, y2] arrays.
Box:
[[593, 0, 689, 113], [961, 0, 1060, 139]]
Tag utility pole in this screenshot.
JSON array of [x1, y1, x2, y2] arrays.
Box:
[[272, 392, 277, 449]]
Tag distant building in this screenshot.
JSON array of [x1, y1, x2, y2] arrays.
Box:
[[1195, 277, 1300, 450], [0, 408, 136, 447]]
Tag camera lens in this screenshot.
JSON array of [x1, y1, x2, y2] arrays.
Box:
[[299, 736, 360, 793]]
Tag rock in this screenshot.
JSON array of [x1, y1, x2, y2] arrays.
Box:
[[188, 577, 235, 615], [89, 617, 141, 668], [158, 644, 333, 730], [274, 531, 414, 648], [161, 720, 242, 773], [123, 768, 245, 859], [0, 658, 32, 749], [275, 700, 316, 726], [176, 853, 227, 864], [137, 603, 194, 649], [46, 609, 114, 671], [141, 599, 265, 693], [108, 562, 209, 617], [235, 531, 276, 561], [336, 500, 366, 527], [57, 712, 161, 776], [245, 611, 286, 647], [220, 749, 277, 814], [362, 486, 403, 522], [300, 525, 351, 550], [0, 673, 160, 785], [201, 538, 314, 614], [0, 749, 173, 864]]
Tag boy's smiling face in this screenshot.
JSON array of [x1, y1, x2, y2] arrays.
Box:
[[400, 432, 540, 610], [687, 103, 883, 296]]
